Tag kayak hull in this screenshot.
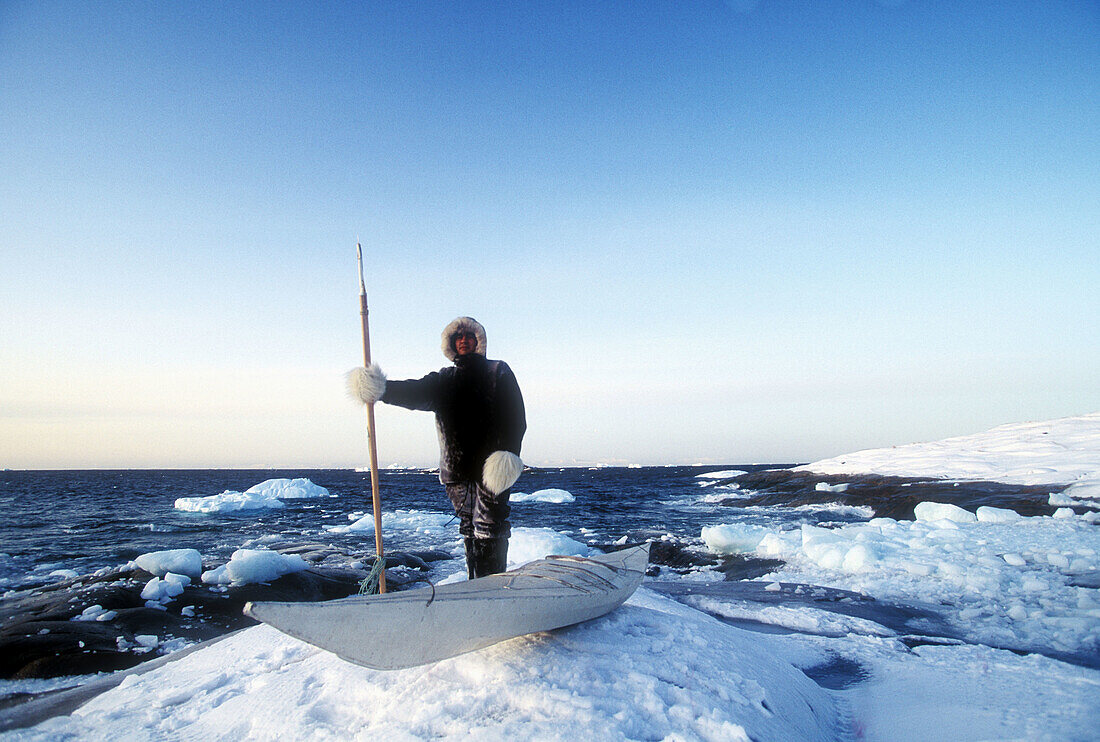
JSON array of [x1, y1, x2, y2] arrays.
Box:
[[243, 543, 649, 670]]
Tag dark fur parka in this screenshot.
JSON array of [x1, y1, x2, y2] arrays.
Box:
[[381, 353, 526, 484]]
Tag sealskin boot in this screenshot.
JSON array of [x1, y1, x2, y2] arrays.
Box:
[[472, 537, 508, 578], [464, 537, 477, 579]]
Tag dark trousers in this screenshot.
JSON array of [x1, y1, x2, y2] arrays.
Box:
[[445, 481, 511, 540]]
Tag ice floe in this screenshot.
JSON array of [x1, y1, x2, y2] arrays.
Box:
[[173, 478, 330, 513], [510, 488, 575, 503]]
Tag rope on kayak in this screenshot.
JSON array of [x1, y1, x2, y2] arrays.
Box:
[[358, 555, 387, 595]]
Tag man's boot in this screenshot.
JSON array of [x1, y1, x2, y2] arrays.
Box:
[[472, 537, 508, 578], [464, 537, 477, 579]]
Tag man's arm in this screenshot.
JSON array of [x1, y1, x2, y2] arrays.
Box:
[[382, 372, 444, 412]]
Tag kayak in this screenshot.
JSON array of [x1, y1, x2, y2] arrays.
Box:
[[243, 543, 649, 670]]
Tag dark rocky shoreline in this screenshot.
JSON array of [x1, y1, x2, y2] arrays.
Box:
[[702, 469, 1066, 520], [0, 544, 450, 681], [2, 538, 750, 684]]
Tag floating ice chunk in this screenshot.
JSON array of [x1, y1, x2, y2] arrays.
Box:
[[201, 565, 229, 585], [173, 478, 329, 513], [1046, 553, 1070, 570], [134, 634, 159, 649], [1021, 577, 1048, 592], [695, 470, 747, 479], [221, 549, 309, 585], [49, 569, 80, 581], [976, 506, 1022, 523], [134, 549, 203, 579], [140, 578, 163, 601], [1053, 508, 1075, 519], [799, 525, 849, 570], [141, 572, 190, 602], [174, 490, 286, 513], [815, 482, 849, 493], [1002, 553, 1026, 566], [73, 604, 118, 622], [507, 527, 588, 568], [701, 523, 771, 555], [332, 509, 456, 535], [913, 501, 977, 523], [244, 478, 330, 500], [510, 488, 575, 503], [841, 543, 879, 572], [903, 562, 933, 576]]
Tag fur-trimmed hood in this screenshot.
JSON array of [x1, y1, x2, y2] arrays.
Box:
[[441, 316, 487, 362]]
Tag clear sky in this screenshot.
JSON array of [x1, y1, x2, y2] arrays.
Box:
[[2, 1, 1098, 469]]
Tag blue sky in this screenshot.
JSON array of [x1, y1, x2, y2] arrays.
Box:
[[2, 1, 1097, 468]]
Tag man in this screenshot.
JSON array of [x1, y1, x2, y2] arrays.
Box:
[[348, 317, 526, 578]]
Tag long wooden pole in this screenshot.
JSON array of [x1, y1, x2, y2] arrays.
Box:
[[357, 241, 386, 593]]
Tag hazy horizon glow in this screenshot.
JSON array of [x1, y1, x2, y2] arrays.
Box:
[[2, 1, 1098, 469]]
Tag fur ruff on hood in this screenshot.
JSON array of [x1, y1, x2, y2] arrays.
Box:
[[441, 316, 487, 362]]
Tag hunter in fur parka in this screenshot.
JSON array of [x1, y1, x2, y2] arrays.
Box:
[[381, 317, 526, 487], [347, 317, 525, 575]]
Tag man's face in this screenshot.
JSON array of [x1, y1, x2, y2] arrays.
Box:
[[454, 331, 477, 356]]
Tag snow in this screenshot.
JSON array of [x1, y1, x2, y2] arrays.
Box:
[[18, 587, 1097, 741], [797, 412, 1100, 485], [16, 590, 840, 741], [731, 507, 1100, 655], [8, 413, 1100, 740], [510, 488, 575, 503], [174, 478, 330, 513], [835, 638, 1100, 742], [1053, 473, 1100, 509], [1064, 474, 1100, 500]]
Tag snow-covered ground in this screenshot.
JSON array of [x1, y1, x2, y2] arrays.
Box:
[[796, 412, 1100, 487], [5, 414, 1099, 741]]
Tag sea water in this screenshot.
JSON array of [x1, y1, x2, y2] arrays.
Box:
[[1, 465, 1095, 679], [0, 465, 830, 590]]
